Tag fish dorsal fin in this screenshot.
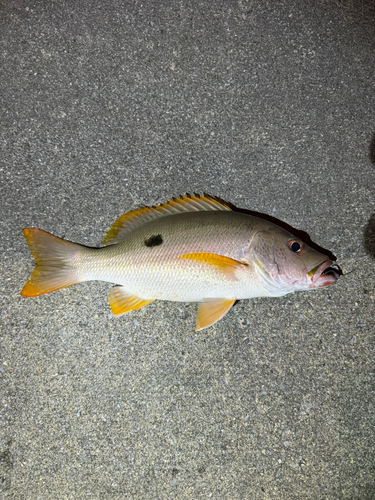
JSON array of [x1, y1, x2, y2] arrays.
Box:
[[102, 194, 232, 245], [196, 298, 236, 331]]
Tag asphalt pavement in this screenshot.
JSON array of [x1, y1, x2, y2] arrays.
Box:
[[1, 0, 375, 498]]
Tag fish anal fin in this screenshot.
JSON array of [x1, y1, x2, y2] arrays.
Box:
[[102, 194, 232, 246], [108, 286, 154, 316], [196, 298, 236, 331], [178, 252, 247, 279]]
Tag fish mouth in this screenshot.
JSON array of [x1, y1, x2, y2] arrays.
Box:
[[309, 260, 342, 288]]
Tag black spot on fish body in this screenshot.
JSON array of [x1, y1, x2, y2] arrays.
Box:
[[145, 234, 163, 247]]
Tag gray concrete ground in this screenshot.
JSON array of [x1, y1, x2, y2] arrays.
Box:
[[1, 0, 375, 498]]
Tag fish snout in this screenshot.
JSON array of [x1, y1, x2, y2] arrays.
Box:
[[309, 260, 341, 288]]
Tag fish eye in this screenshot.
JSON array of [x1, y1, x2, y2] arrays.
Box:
[[288, 240, 303, 253]]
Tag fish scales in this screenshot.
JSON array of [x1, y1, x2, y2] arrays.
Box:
[[78, 211, 259, 302]]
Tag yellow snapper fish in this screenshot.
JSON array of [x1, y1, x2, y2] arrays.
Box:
[[21, 194, 340, 330]]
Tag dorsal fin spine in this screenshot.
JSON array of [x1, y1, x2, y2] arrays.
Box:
[[101, 194, 232, 246]]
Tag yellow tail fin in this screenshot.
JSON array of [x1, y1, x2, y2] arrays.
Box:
[[21, 228, 85, 297]]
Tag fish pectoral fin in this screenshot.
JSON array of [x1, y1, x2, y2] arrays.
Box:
[[196, 298, 236, 331], [178, 253, 247, 279], [108, 287, 154, 316]]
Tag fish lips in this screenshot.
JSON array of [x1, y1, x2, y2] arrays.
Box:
[[309, 260, 341, 288]]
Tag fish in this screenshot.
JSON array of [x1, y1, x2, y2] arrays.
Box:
[[21, 194, 341, 330]]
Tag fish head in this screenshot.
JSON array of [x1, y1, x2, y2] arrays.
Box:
[[251, 224, 340, 296]]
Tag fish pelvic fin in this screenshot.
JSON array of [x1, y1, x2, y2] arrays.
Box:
[[178, 252, 247, 279], [102, 194, 232, 246], [108, 287, 154, 316], [196, 298, 236, 331], [21, 228, 85, 297]]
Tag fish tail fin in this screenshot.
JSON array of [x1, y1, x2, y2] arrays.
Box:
[[21, 228, 86, 297]]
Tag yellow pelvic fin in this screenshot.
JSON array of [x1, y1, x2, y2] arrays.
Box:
[[21, 228, 84, 297], [102, 194, 232, 246], [107, 287, 154, 316], [196, 298, 236, 331], [178, 252, 247, 278]]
